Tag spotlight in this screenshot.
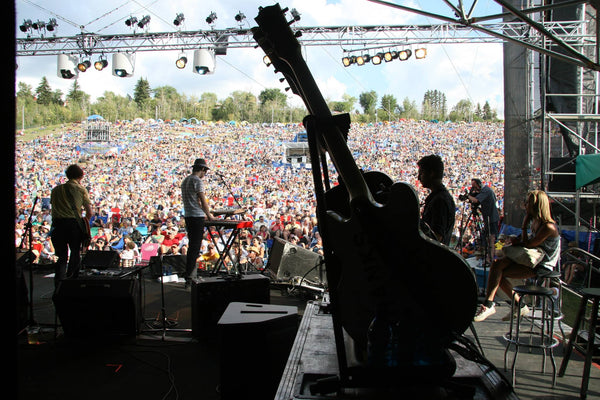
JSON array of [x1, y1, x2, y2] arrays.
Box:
[[138, 15, 151, 29], [176, 54, 188, 69], [206, 12, 217, 24], [57, 54, 78, 80], [19, 19, 32, 32], [77, 60, 91, 72], [125, 16, 138, 27], [173, 13, 184, 26], [235, 12, 246, 22], [356, 54, 370, 66], [193, 49, 215, 75], [290, 8, 301, 21], [263, 55, 271, 67], [384, 51, 397, 62], [32, 20, 46, 30], [398, 49, 412, 61], [342, 56, 355, 67], [94, 56, 108, 71], [415, 48, 427, 59], [113, 52, 135, 77], [372, 53, 384, 65], [47, 18, 58, 31]]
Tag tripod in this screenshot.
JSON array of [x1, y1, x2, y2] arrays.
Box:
[[456, 201, 489, 295]]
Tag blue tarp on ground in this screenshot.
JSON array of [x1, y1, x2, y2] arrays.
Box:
[[500, 224, 598, 253]]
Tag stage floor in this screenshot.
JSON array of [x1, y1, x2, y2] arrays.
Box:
[[15, 265, 600, 400]]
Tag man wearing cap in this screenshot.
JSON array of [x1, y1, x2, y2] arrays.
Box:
[[181, 158, 214, 288]]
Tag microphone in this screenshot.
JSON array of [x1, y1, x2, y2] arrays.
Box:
[[214, 171, 225, 177]]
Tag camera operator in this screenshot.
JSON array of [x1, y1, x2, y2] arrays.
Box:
[[467, 178, 500, 264]]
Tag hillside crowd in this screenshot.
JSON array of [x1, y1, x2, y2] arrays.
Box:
[[15, 119, 504, 268]]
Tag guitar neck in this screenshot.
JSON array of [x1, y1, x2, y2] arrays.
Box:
[[285, 51, 375, 205]]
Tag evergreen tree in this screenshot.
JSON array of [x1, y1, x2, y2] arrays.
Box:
[[35, 77, 54, 105], [133, 77, 152, 107]]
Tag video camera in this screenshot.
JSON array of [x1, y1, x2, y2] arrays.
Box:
[[458, 188, 478, 202]]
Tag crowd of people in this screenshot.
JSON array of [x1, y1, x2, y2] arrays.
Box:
[[15, 119, 505, 271]]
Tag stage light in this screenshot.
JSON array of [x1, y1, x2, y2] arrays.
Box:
[[372, 53, 384, 65], [235, 12, 246, 22], [32, 20, 45, 30], [47, 18, 58, 31], [415, 48, 427, 59], [137, 15, 150, 29], [290, 8, 301, 21], [384, 51, 398, 62], [342, 56, 355, 67], [176, 54, 188, 69], [94, 56, 108, 71], [173, 13, 184, 26], [206, 12, 217, 24], [112, 52, 135, 77], [263, 55, 271, 67], [398, 49, 412, 61], [125, 16, 138, 27], [356, 54, 370, 66], [193, 49, 215, 75], [19, 19, 32, 32], [57, 54, 78, 80], [77, 59, 91, 72]]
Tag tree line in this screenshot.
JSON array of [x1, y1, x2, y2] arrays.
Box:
[[15, 77, 499, 129]]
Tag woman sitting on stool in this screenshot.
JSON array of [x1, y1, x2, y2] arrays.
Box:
[[474, 190, 561, 322]]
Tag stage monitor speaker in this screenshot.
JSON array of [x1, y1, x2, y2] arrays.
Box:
[[218, 302, 298, 400], [191, 274, 270, 339], [268, 237, 326, 285], [53, 278, 141, 341], [147, 255, 187, 278], [82, 250, 120, 270], [548, 157, 576, 192]]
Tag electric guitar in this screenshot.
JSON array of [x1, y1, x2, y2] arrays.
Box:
[[252, 4, 477, 375]]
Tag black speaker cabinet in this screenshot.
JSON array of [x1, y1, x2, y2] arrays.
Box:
[[82, 250, 120, 270], [191, 274, 270, 339], [218, 302, 298, 400], [53, 278, 141, 341]]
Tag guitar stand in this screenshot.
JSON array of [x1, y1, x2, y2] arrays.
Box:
[[140, 253, 191, 341]]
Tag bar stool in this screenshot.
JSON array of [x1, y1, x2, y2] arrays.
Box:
[[558, 287, 600, 400], [503, 284, 559, 387], [534, 269, 566, 343]]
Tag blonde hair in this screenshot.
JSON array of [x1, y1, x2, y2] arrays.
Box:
[[527, 190, 554, 223]]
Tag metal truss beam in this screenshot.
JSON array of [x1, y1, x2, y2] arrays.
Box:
[[17, 20, 593, 62]]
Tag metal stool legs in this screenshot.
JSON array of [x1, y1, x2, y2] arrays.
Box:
[[503, 285, 558, 387], [558, 288, 600, 400]]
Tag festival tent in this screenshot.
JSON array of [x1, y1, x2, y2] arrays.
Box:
[[87, 114, 104, 120], [576, 153, 600, 189]]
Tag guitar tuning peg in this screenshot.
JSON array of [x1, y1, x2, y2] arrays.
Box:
[[285, 87, 291, 92], [295, 31, 302, 38], [279, 78, 285, 83]]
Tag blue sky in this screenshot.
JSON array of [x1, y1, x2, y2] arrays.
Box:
[[15, 0, 505, 117]]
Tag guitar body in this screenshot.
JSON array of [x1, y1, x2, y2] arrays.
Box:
[[325, 171, 478, 357]]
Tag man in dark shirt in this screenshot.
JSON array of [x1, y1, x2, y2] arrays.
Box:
[[468, 178, 500, 264], [417, 155, 456, 246]]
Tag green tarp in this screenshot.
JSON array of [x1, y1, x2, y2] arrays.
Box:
[[576, 154, 600, 189]]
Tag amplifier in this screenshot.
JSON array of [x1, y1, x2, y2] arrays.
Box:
[[191, 274, 270, 339], [82, 250, 120, 270], [53, 277, 141, 342]]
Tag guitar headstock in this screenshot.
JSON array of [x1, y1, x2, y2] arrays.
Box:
[[252, 3, 303, 97]]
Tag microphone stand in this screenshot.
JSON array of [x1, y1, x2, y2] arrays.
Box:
[[18, 197, 40, 341]]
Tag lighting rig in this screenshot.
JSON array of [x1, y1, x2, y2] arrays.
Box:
[[342, 47, 426, 67]]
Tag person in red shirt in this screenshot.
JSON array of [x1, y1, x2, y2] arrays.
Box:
[[160, 227, 184, 255]]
